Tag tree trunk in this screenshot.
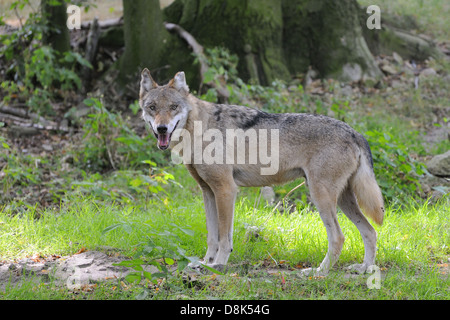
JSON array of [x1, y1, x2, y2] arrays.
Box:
[[118, 0, 170, 84], [114, 0, 442, 90], [282, 0, 382, 82], [163, 0, 382, 84], [41, 0, 70, 54], [164, 0, 291, 86]]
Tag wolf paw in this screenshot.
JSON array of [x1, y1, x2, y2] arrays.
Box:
[[187, 261, 225, 273], [345, 263, 374, 274], [187, 260, 205, 271], [204, 263, 226, 273], [297, 267, 328, 278]]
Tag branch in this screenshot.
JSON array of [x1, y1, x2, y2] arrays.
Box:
[[0, 104, 28, 118], [81, 17, 123, 30], [82, 17, 101, 89], [272, 181, 305, 213], [164, 22, 230, 101], [0, 105, 70, 133]]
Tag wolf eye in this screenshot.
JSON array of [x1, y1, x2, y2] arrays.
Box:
[[170, 104, 178, 110], [148, 105, 156, 111]]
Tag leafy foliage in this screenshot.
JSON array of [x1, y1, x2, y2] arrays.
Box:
[[0, 97, 173, 205], [0, 1, 91, 114], [365, 130, 426, 203], [0, 142, 42, 196], [104, 222, 202, 299], [63, 97, 176, 203], [72, 97, 164, 172]]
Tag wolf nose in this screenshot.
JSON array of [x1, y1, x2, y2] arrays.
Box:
[[157, 125, 168, 134]]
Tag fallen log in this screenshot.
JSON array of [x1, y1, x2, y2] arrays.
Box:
[[0, 104, 28, 118], [0, 105, 70, 133]]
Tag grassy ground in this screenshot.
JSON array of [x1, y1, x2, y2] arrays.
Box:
[[1, 167, 449, 299]]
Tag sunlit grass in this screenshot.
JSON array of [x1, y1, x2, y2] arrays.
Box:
[[1, 182, 448, 299]]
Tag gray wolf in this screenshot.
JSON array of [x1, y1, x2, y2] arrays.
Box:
[[139, 68, 384, 276]]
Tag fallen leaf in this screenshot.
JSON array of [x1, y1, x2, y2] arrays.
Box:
[[31, 253, 44, 262], [76, 247, 87, 255], [207, 274, 217, 281]]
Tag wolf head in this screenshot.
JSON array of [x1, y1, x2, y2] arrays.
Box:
[[139, 69, 191, 150]]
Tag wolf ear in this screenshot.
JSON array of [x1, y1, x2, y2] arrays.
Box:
[[140, 68, 158, 97], [169, 71, 189, 94]]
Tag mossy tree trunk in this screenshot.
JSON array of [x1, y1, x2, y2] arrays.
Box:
[[164, 0, 382, 85], [119, 0, 170, 84], [282, 0, 382, 81], [117, 0, 441, 90], [164, 0, 291, 86], [41, 0, 70, 54]]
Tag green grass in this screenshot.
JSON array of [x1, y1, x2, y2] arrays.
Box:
[[0, 279, 140, 300], [1, 168, 448, 300]]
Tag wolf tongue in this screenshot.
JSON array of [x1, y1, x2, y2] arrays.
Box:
[[158, 134, 170, 147]]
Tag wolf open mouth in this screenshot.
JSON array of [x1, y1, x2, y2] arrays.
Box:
[[154, 120, 179, 150]]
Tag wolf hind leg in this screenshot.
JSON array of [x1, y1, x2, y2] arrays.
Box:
[[338, 187, 377, 274], [300, 181, 345, 277]]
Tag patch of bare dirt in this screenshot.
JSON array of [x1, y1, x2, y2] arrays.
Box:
[[0, 250, 140, 291]]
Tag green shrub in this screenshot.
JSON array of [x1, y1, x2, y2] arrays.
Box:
[[0, 137, 44, 199], [365, 130, 426, 203], [72, 97, 164, 172], [0, 2, 91, 114]]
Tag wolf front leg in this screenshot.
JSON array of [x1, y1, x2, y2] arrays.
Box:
[[185, 164, 219, 269], [209, 179, 238, 271], [201, 186, 219, 264]]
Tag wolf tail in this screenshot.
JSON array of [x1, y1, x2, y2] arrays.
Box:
[[350, 147, 385, 225]]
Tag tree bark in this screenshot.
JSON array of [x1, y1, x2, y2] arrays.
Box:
[[164, 22, 230, 101], [163, 0, 382, 84], [82, 18, 100, 90], [113, 0, 442, 90], [164, 0, 291, 86], [41, 0, 70, 54], [118, 0, 170, 84], [282, 0, 382, 82]]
